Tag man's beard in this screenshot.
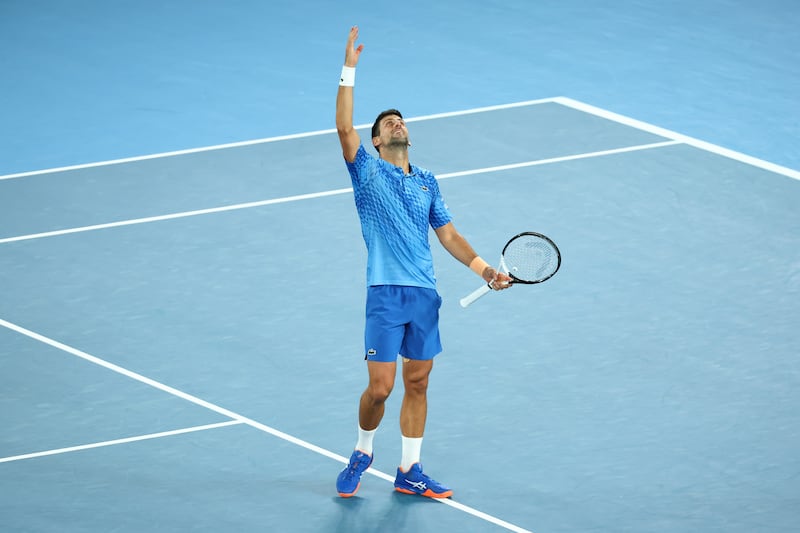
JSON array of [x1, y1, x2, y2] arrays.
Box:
[[385, 136, 410, 150]]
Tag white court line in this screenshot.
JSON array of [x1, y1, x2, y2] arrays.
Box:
[[436, 140, 680, 180], [0, 317, 532, 533], [0, 420, 243, 463], [553, 97, 800, 181], [0, 97, 561, 181], [0, 188, 351, 244], [3, 96, 796, 182], [0, 140, 678, 245]]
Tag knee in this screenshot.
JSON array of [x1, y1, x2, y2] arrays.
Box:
[[404, 373, 429, 396], [366, 380, 394, 403]]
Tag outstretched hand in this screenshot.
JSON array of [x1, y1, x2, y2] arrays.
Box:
[[344, 25, 364, 67]]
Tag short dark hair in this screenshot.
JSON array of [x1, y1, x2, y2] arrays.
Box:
[[371, 109, 403, 152]]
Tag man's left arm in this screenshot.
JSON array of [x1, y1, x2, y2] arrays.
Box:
[[434, 222, 511, 289]]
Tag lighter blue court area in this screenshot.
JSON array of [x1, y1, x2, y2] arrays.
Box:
[[1, 2, 800, 533]]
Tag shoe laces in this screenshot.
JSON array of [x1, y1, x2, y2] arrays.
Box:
[[417, 471, 444, 488], [345, 454, 369, 477]]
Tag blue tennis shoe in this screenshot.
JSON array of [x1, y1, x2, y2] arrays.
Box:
[[336, 450, 373, 497], [394, 463, 453, 498]]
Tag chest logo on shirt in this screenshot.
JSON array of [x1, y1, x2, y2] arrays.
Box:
[[420, 185, 429, 192]]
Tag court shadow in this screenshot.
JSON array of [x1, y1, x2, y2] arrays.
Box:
[[329, 491, 440, 533], [330, 496, 367, 533]]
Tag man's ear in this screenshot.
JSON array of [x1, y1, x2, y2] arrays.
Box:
[[372, 136, 381, 150]]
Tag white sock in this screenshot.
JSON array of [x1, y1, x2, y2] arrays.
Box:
[[400, 436, 423, 472], [356, 426, 376, 455]]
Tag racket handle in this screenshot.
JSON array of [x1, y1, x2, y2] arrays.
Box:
[[459, 284, 492, 308]]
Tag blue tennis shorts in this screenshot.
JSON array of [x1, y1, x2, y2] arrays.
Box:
[[364, 285, 443, 362]]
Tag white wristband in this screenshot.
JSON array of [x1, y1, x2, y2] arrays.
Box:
[[469, 256, 491, 279], [339, 65, 355, 87]]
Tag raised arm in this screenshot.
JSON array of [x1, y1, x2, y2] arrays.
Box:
[[336, 26, 364, 163]]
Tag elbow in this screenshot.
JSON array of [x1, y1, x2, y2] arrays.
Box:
[[336, 113, 355, 138]]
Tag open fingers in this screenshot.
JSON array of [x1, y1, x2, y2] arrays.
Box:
[[345, 26, 363, 65]]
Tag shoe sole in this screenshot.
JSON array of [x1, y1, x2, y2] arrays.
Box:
[[395, 487, 453, 499], [338, 482, 361, 498]]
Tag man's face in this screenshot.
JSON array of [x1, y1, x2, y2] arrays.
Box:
[[373, 115, 409, 151]]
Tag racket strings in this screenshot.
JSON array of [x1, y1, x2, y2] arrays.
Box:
[[503, 236, 559, 282]]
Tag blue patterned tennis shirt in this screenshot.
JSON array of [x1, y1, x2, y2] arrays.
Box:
[[346, 144, 452, 289]]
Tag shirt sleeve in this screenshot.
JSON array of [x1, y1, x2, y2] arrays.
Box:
[[428, 175, 453, 229], [345, 144, 376, 186]]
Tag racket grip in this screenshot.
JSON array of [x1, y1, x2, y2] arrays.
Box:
[[459, 284, 492, 308]]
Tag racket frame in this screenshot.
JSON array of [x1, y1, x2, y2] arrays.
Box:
[[500, 231, 561, 285]]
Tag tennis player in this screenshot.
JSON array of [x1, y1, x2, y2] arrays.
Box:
[[335, 25, 511, 499]]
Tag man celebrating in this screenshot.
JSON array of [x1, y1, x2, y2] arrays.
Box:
[[335, 25, 510, 499]]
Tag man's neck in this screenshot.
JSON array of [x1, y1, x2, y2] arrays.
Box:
[[380, 147, 410, 174]]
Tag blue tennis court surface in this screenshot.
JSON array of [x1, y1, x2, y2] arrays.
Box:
[[2, 98, 798, 532]]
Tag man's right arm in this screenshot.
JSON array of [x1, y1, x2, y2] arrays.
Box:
[[336, 26, 363, 163]]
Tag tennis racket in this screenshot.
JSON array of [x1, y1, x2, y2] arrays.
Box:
[[459, 231, 561, 308]]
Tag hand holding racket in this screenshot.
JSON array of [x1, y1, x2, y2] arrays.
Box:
[[460, 232, 561, 308]]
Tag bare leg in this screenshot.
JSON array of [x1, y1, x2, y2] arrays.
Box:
[[399, 358, 433, 437], [359, 360, 397, 430]]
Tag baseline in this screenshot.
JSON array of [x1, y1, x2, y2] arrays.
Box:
[[0, 98, 561, 181]]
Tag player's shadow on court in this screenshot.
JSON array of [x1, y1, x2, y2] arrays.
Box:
[[330, 491, 440, 532]]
